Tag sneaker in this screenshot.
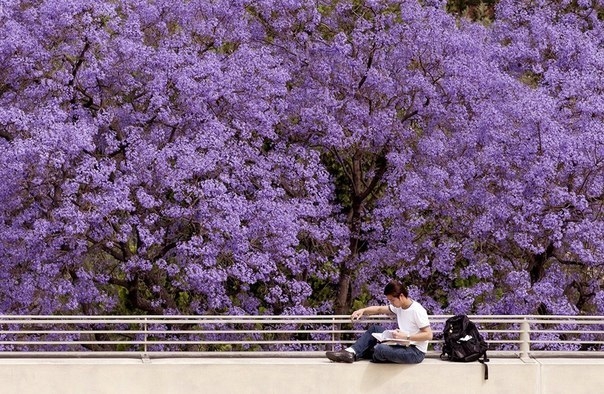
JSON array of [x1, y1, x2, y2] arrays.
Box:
[[326, 350, 355, 363]]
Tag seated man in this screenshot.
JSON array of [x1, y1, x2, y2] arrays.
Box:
[[326, 280, 433, 363]]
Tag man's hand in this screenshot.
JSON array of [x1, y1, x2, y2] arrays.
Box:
[[350, 309, 365, 320], [393, 329, 410, 340]]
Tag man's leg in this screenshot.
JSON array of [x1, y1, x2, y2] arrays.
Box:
[[349, 325, 384, 359], [326, 325, 385, 363], [371, 344, 425, 364]]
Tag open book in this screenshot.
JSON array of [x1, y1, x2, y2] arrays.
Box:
[[371, 330, 411, 346]]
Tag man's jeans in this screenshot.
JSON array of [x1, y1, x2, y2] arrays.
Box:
[[350, 325, 425, 364]]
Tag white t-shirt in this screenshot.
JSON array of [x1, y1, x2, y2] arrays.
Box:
[[389, 300, 431, 353]]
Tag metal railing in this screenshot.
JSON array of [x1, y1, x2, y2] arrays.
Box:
[[0, 315, 601, 359]]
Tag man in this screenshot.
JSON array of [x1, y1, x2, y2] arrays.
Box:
[[326, 280, 433, 363]]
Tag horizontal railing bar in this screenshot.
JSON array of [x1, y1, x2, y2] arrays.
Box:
[[1, 330, 598, 336], [0, 320, 599, 327], [528, 330, 604, 335], [0, 340, 354, 344], [0, 331, 136, 335], [527, 351, 604, 356], [2, 339, 355, 344], [0, 314, 599, 320], [528, 340, 604, 345], [0, 315, 599, 359], [0, 340, 573, 346], [0, 339, 446, 344], [0, 321, 599, 327], [0, 314, 599, 318], [9, 330, 597, 337], [0, 330, 365, 335], [0, 319, 355, 325]]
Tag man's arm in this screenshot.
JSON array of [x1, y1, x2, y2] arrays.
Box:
[[351, 305, 393, 320], [408, 325, 433, 341]]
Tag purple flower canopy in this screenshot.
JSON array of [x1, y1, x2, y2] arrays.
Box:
[[0, 0, 602, 317]]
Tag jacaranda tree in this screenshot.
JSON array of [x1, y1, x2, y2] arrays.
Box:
[[0, 0, 602, 317]]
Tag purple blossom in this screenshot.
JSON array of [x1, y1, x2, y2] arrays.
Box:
[[0, 0, 601, 324]]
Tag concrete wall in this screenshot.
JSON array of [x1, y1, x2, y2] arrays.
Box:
[[0, 357, 602, 394]]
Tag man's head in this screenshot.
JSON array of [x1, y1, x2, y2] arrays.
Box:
[[384, 280, 408, 298], [384, 280, 409, 308]]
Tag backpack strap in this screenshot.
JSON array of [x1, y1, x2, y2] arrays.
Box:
[[478, 352, 489, 380]]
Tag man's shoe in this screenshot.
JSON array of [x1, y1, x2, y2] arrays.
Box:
[[326, 350, 355, 363]]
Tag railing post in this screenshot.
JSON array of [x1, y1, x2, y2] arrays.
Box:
[[520, 318, 530, 359], [331, 317, 335, 351], [143, 317, 148, 353]]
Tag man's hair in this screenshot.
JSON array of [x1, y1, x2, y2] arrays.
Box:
[[383, 280, 409, 298]]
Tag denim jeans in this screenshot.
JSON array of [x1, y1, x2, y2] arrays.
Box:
[[350, 325, 425, 364]]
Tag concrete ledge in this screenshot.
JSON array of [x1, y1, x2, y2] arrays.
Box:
[[0, 357, 602, 394]]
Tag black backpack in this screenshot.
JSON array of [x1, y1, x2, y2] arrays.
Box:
[[440, 315, 490, 379]]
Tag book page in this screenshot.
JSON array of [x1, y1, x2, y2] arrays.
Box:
[[371, 331, 410, 346]]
